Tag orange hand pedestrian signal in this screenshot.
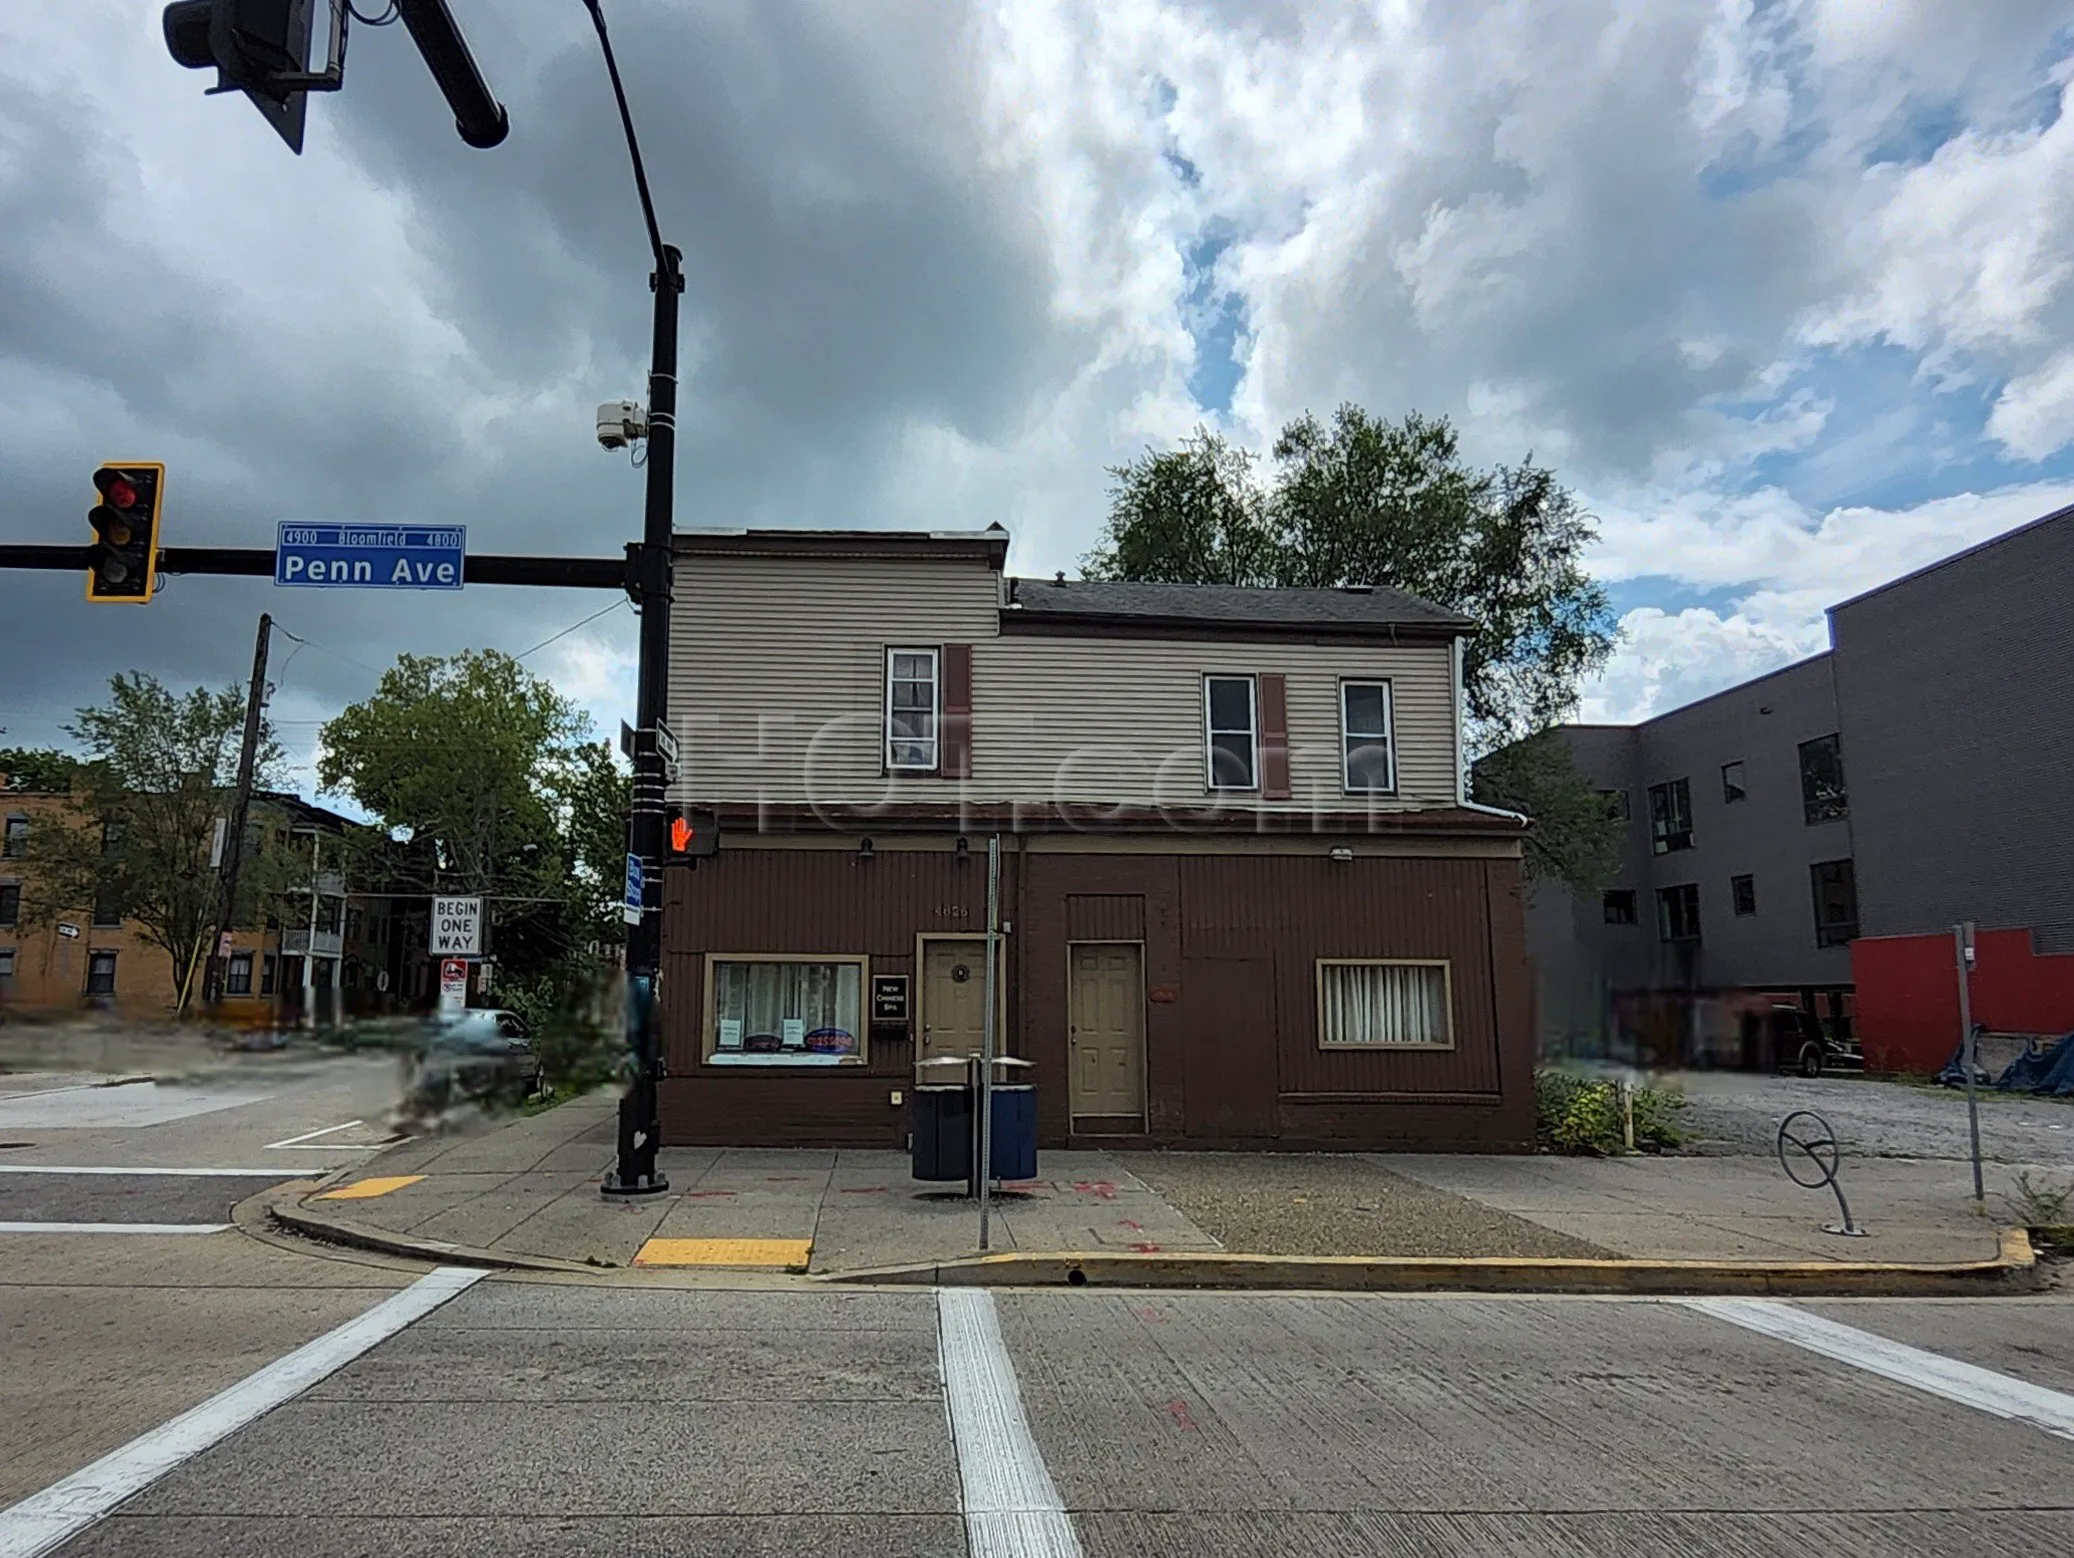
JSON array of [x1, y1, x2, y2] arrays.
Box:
[[662, 805, 720, 863]]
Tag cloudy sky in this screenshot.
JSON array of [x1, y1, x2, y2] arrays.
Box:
[[4, 0, 2073, 796]]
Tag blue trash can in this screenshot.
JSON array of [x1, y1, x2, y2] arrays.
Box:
[[989, 1085, 1036, 1181]]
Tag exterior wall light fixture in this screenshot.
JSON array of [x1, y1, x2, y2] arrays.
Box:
[[1329, 846, 1355, 863], [857, 837, 875, 861]]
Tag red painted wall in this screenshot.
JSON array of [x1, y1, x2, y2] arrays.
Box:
[[1852, 928, 2074, 1073]]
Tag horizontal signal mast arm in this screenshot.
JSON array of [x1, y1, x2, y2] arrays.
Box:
[[0, 545, 631, 590]]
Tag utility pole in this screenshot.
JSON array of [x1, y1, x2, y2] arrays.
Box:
[[205, 612, 271, 1010], [587, 0, 674, 1197]]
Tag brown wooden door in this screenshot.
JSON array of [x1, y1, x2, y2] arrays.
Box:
[[920, 939, 989, 1067], [1068, 943, 1145, 1123], [1181, 957, 1277, 1140]]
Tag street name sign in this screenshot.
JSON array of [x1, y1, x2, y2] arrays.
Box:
[[623, 854, 644, 926], [276, 523, 466, 589], [430, 896, 483, 956]]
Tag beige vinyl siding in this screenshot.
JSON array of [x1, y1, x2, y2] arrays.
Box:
[[971, 636, 1458, 810], [667, 551, 1460, 810], [669, 552, 999, 806]]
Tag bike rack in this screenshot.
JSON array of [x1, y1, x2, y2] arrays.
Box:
[[1776, 1109, 1870, 1237]]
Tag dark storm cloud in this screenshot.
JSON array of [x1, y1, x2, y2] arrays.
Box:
[[0, 1, 1066, 765]]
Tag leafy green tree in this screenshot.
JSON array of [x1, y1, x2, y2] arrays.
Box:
[[1470, 731, 1622, 890], [319, 650, 585, 898], [1088, 406, 1617, 747], [1085, 404, 1623, 889], [319, 650, 628, 1002], [22, 675, 285, 1012], [0, 747, 86, 793]]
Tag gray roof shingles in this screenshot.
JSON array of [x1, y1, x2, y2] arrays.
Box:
[[1005, 576, 1473, 631]]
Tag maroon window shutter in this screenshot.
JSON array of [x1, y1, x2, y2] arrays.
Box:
[[942, 643, 973, 779], [1259, 673, 1290, 799]]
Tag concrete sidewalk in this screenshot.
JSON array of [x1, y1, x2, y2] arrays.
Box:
[[277, 1092, 1222, 1273], [268, 1090, 2041, 1282], [1375, 1151, 2013, 1264]]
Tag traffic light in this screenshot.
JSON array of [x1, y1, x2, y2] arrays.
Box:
[[86, 463, 165, 605], [664, 805, 720, 862], [163, 1, 508, 157], [162, 1, 328, 154]]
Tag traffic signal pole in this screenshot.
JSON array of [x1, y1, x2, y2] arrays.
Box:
[[586, 0, 675, 1198]]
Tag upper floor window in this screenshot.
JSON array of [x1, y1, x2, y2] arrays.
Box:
[[1657, 883, 1701, 942], [1648, 778, 1693, 853], [1203, 675, 1257, 791], [1811, 859, 1858, 947], [1600, 789, 1631, 821], [1798, 734, 1847, 823], [1603, 889, 1638, 925], [91, 892, 122, 929], [0, 883, 18, 928], [1721, 761, 1746, 803], [1731, 873, 1757, 916], [1339, 681, 1395, 794], [2, 816, 26, 858], [885, 648, 939, 772]]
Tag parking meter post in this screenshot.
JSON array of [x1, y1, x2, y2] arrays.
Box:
[[1955, 922, 1983, 1206], [977, 835, 1000, 1251]]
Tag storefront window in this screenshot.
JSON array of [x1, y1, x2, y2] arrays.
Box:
[[708, 958, 864, 1065]]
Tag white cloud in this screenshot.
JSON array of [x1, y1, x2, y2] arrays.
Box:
[[6, 0, 2074, 782], [1581, 478, 2074, 721], [1988, 347, 2074, 461]]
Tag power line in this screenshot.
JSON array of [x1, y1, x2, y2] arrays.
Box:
[[516, 598, 630, 661]]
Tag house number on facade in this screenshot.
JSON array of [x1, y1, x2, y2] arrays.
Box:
[[932, 905, 970, 919]]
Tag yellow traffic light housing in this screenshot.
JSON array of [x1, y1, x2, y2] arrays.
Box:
[[87, 462, 165, 604]]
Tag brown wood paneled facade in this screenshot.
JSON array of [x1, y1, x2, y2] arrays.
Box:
[[657, 831, 1534, 1153]]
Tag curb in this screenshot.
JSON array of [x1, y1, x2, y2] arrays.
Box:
[[252, 1184, 609, 1276], [825, 1228, 2042, 1297]]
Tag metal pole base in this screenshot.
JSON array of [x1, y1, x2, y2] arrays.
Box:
[[1821, 1221, 1871, 1238], [600, 1171, 670, 1198]]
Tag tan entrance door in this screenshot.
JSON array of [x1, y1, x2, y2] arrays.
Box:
[[1068, 943, 1144, 1123], [920, 938, 989, 1067]]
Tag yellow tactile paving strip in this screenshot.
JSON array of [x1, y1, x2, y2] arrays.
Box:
[[633, 1237, 813, 1271], [314, 1175, 426, 1201]]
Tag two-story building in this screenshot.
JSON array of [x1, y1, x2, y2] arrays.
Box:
[[658, 526, 1536, 1152]]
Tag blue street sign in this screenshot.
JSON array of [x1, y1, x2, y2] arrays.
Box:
[[275, 523, 466, 589], [623, 853, 644, 925]]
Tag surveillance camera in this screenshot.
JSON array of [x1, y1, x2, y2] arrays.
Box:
[[596, 400, 648, 451]]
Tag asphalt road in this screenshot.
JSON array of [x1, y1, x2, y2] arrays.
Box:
[[0, 1052, 422, 1511], [6, 1054, 2074, 1557], [4, 1277, 2070, 1557]]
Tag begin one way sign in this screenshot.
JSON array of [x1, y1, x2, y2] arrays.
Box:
[[431, 896, 483, 956]]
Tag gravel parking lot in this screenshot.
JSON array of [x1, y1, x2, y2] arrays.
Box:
[[1133, 1152, 1612, 1258], [1657, 1069, 2074, 1166]]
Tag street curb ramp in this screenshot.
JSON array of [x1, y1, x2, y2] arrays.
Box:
[[827, 1229, 2042, 1298]]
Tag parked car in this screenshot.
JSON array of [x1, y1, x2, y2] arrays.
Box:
[[1768, 1004, 1863, 1078], [395, 1008, 540, 1123]]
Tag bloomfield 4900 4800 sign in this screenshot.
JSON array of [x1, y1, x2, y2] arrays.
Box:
[[275, 523, 466, 589]]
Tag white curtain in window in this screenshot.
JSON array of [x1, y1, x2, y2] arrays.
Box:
[[1321, 963, 1448, 1046], [716, 962, 862, 1051]]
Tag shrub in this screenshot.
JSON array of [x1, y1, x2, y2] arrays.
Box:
[[1535, 1067, 1687, 1155]]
